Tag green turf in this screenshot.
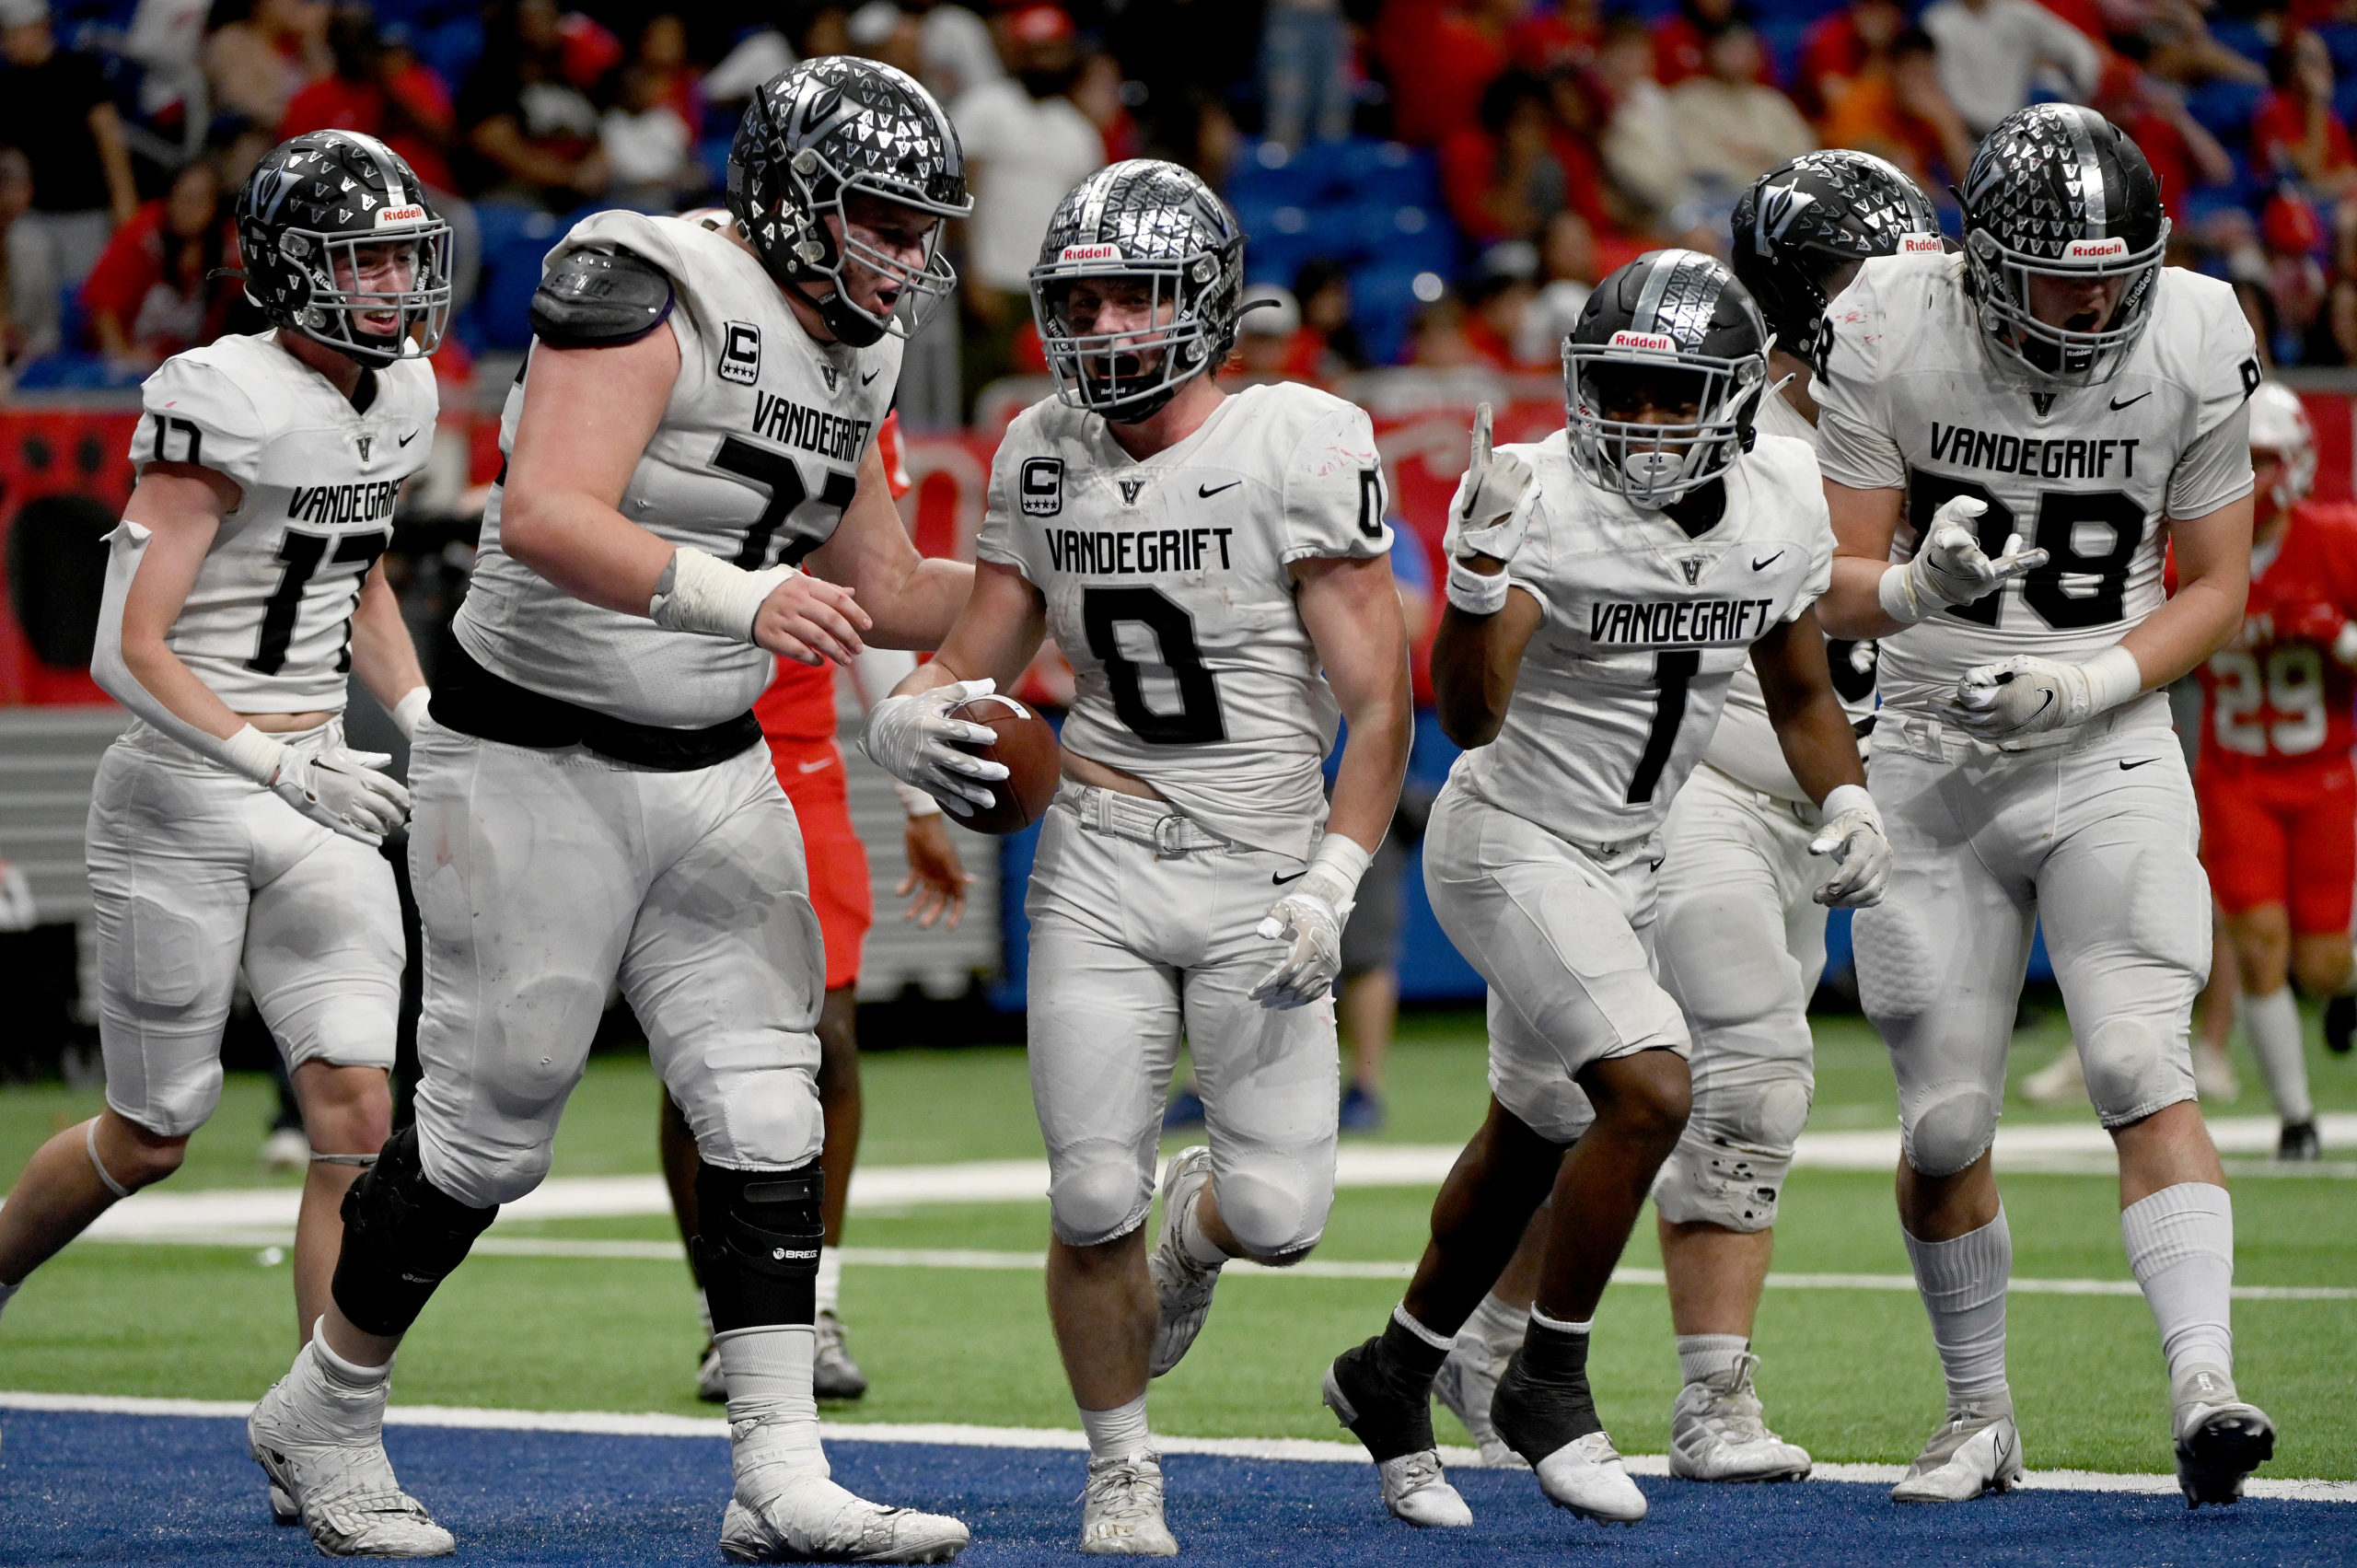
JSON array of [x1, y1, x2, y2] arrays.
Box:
[[3, 1006, 2353, 1480]]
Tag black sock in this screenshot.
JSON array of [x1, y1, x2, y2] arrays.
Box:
[[1377, 1311, 1450, 1390], [1493, 1318, 1602, 1458]]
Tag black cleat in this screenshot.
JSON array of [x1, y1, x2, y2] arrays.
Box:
[[2175, 1370, 2276, 1508], [2326, 994, 2354, 1056], [2278, 1121, 2321, 1161]]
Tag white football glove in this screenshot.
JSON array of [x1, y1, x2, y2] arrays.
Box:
[[1945, 647, 2142, 741], [1808, 784, 1890, 909], [273, 747, 409, 845], [1879, 496, 2048, 624], [860, 678, 1010, 818], [1248, 839, 1370, 1010], [1444, 401, 1536, 565]]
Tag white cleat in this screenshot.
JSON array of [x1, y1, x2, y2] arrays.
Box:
[[269, 1479, 299, 1525], [1376, 1450, 1473, 1527], [1530, 1431, 1648, 1524], [2020, 1046, 2083, 1107], [248, 1355, 454, 1558], [1433, 1333, 1523, 1469], [721, 1472, 970, 1563], [2173, 1365, 2276, 1508], [1146, 1147, 1222, 1377], [1890, 1406, 2024, 1503], [1668, 1353, 1812, 1482], [1079, 1451, 1179, 1555]]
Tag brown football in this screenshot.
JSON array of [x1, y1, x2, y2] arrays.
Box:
[[946, 693, 1060, 834]]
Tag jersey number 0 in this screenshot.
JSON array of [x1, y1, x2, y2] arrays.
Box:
[[1082, 587, 1226, 744]]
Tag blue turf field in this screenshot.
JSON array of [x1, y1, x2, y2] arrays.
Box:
[[3, 1409, 2350, 1568]]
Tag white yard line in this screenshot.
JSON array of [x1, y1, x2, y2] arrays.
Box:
[[45, 1111, 2357, 1245], [1, 1390, 2348, 1502]]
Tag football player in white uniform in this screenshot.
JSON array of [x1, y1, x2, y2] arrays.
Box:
[[864, 160, 1411, 1555], [1812, 103, 2276, 1506], [1321, 250, 1890, 1530], [0, 130, 441, 1402], [247, 62, 980, 1562]]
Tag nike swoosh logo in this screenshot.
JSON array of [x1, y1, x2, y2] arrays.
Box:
[[398, 430, 417, 447], [2119, 758, 2157, 771], [796, 758, 835, 773], [1200, 482, 1242, 498], [1752, 552, 1784, 572], [862, 368, 881, 385], [2109, 391, 2152, 411], [1271, 869, 1305, 885]]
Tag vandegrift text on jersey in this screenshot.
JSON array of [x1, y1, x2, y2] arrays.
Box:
[[1928, 422, 2142, 481], [1045, 525, 1237, 575], [1588, 598, 1780, 646]]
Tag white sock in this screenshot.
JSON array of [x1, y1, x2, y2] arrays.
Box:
[[1463, 1292, 1527, 1355], [1677, 1332, 1749, 1387], [815, 1248, 842, 1318], [2121, 1183, 2235, 1389], [1177, 1190, 1228, 1270], [718, 1324, 827, 1495], [294, 1330, 392, 1443], [2239, 986, 2314, 1124], [1078, 1392, 1152, 1460], [1528, 1307, 1592, 1336], [1903, 1208, 2012, 1412]]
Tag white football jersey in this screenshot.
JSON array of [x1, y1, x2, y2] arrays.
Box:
[[1456, 430, 1834, 848], [457, 210, 900, 728], [977, 380, 1391, 859], [1700, 388, 1875, 804], [128, 332, 436, 714], [1813, 251, 2258, 723]]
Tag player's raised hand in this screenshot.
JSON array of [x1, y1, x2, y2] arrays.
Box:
[[272, 746, 409, 845], [1445, 401, 1536, 565], [1808, 784, 1891, 908], [861, 678, 1009, 816], [899, 813, 975, 929], [753, 574, 872, 667], [1883, 496, 2049, 623]]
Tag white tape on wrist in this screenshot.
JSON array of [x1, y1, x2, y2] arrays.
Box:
[[221, 724, 289, 787], [390, 686, 431, 740], [1819, 783, 1879, 827], [1300, 832, 1374, 912], [1446, 557, 1512, 617], [2078, 645, 2143, 715], [894, 780, 943, 819], [649, 546, 789, 642], [1875, 562, 1928, 626]]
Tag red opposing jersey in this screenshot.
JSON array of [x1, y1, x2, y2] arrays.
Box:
[[754, 411, 914, 743], [2197, 500, 2357, 775]]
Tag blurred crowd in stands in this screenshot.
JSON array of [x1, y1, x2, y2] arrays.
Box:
[[0, 0, 2354, 405]]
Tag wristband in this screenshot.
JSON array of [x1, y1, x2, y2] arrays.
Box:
[[2078, 644, 2143, 714], [1297, 831, 1374, 913], [649, 546, 791, 642], [1446, 556, 1513, 617], [1818, 783, 1879, 827], [894, 780, 943, 819], [1876, 562, 1929, 626], [221, 724, 289, 787], [390, 686, 431, 740]]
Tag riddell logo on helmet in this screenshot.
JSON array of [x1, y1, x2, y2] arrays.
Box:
[[375, 205, 427, 227], [2064, 237, 2129, 260], [1059, 243, 1122, 262], [1901, 234, 1944, 254], [1609, 330, 1678, 352]]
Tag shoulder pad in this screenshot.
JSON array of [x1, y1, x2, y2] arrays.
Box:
[[529, 248, 676, 348]]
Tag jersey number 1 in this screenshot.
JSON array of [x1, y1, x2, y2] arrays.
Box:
[[1082, 587, 1225, 744], [1627, 650, 1699, 804]]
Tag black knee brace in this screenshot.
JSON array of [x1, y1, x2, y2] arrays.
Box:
[[330, 1126, 499, 1337], [693, 1161, 822, 1335]]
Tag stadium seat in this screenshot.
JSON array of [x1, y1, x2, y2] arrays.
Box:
[[1349, 261, 1434, 366], [472, 202, 568, 352], [2212, 17, 2270, 70], [1759, 18, 1811, 88], [2188, 78, 2267, 140]]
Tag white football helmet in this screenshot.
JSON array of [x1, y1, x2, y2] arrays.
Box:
[[2247, 381, 2315, 510]]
